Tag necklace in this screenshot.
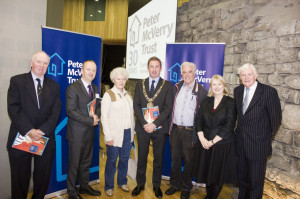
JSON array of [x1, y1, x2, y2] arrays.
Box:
[[142, 79, 165, 107]]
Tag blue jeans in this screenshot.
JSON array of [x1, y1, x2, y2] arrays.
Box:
[[105, 129, 131, 190]]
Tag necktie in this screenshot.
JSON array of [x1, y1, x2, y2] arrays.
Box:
[[242, 88, 250, 115], [36, 78, 42, 108], [149, 80, 155, 98], [88, 85, 93, 100]]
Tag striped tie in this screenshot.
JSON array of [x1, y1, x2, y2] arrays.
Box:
[[36, 78, 42, 108]]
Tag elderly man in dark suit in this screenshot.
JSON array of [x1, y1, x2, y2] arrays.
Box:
[[132, 56, 172, 198], [7, 51, 61, 199], [66, 60, 101, 199], [234, 63, 282, 199]]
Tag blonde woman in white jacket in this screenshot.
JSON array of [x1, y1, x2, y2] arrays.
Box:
[[101, 67, 135, 197]]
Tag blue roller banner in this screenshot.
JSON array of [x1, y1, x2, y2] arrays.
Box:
[[162, 43, 225, 178], [42, 27, 102, 196]]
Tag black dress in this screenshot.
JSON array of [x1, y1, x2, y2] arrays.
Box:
[[194, 96, 237, 185]]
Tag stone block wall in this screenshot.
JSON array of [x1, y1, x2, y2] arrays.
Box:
[[176, 0, 300, 198]]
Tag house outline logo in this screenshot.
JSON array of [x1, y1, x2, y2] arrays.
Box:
[[48, 53, 65, 77], [54, 117, 99, 182], [168, 63, 181, 83], [129, 15, 141, 47]]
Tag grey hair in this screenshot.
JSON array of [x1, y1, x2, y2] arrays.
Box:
[[110, 67, 129, 82], [180, 62, 196, 74], [238, 63, 258, 75]]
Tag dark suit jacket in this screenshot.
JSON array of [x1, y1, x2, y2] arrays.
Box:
[[65, 78, 100, 143], [234, 82, 282, 160], [133, 77, 173, 134], [195, 96, 237, 144], [7, 72, 61, 149]]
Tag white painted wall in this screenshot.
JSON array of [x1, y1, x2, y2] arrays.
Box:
[[0, 0, 47, 197]]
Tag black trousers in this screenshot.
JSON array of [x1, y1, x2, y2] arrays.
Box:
[[67, 140, 94, 195], [136, 128, 167, 187], [205, 184, 223, 199], [236, 145, 267, 199], [8, 145, 55, 199], [169, 126, 198, 191]]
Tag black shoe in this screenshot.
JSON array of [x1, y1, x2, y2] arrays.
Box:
[[132, 186, 145, 196], [79, 186, 101, 196], [68, 193, 83, 199], [153, 187, 163, 198], [165, 186, 181, 195], [181, 191, 190, 199]]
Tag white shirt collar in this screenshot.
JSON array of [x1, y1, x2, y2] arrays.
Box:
[[245, 81, 258, 92], [31, 71, 44, 85], [81, 78, 91, 87]]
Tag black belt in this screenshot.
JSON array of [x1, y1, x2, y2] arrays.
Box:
[[173, 124, 193, 131]]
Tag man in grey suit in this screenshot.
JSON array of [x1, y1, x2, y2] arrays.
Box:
[[234, 63, 282, 199], [66, 60, 101, 199], [132, 56, 173, 198]]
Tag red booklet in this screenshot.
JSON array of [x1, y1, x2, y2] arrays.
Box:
[[12, 132, 49, 156], [142, 106, 162, 130], [87, 98, 97, 116]]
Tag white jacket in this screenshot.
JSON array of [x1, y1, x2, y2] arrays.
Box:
[[101, 86, 135, 147]]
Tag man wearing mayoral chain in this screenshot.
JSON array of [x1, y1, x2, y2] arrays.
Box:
[[132, 56, 172, 198]]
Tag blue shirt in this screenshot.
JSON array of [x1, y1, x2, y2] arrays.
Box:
[[173, 82, 197, 127], [148, 76, 160, 91]]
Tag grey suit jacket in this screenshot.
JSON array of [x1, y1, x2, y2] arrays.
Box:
[[65, 78, 100, 143], [234, 82, 282, 160], [133, 77, 173, 134]]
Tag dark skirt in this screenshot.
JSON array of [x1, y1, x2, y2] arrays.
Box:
[[196, 142, 237, 186]]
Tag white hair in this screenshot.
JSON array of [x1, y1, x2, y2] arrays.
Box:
[[31, 51, 50, 63], [110, 67, 129, 82], [238, 63, 258, 75], [180, 62, 196, 74]]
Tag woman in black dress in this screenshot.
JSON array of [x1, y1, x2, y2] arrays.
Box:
[[195, 75, 237, 199]]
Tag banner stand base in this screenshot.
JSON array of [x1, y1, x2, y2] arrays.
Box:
[[45, 179, 100, 199]]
